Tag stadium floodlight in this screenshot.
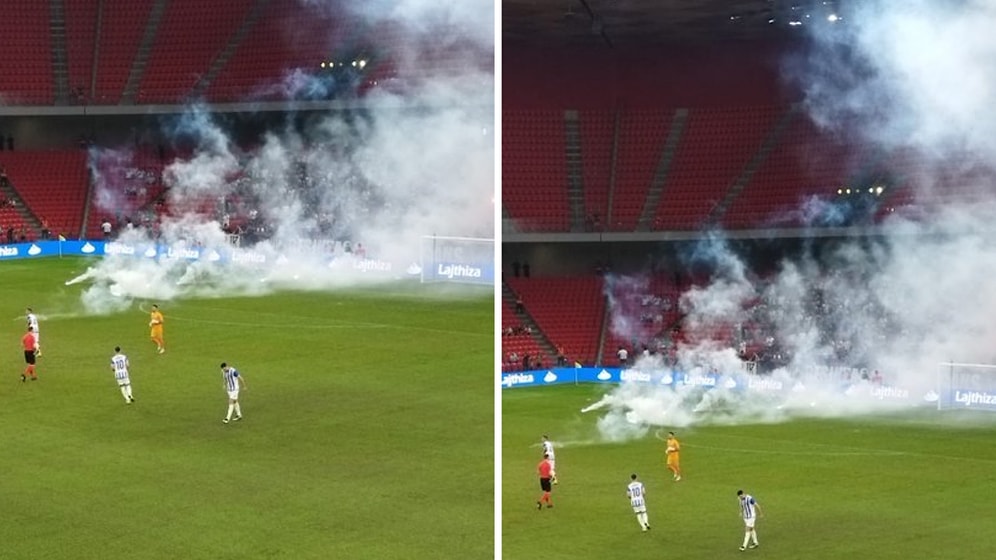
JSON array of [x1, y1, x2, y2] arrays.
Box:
[[358, 59, 367, 69], [828, 14, 839, 22]]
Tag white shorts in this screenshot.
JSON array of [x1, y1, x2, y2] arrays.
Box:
[[117, 377, 130, 387], [227, 390, 240, 400], [632, 506, 647, 514], [32, 332, 40, 344], [743, 517, 756, 529]]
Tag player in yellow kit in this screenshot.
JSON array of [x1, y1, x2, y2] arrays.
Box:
[[665, 431, 682, 481], [149, 304, 165, 354]]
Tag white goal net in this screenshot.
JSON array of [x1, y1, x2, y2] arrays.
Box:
[[419, 235, 494, 286], [937, 362, 996, 411]]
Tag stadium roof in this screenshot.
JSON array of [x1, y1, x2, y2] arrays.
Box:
[[503, 0, 842, 47]]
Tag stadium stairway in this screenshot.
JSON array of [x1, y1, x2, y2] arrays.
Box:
[[635, 109, 688, 231], [0, 181, 42, 239], [50, 0, 71, 104], [120, 0, 168, 104], [564, 110, 586, 232], [188, 0, 271, 99], [501, 280, 557, 369], [705, 104, 800, 225]]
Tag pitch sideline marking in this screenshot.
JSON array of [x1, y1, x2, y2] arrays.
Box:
[[137, 302, 488, 337], [654, 429, 996, 463]]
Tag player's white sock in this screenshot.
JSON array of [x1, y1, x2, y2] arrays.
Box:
[[120, 386, 130, 402], [226, 404, 234, 420], [743, 532, 751, 548], [234, 403, 242, 417], [751, 530, 758, 545], [640, 513, 649, 528]]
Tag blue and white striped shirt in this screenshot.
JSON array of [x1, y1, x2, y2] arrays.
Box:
[[627, 481, 646, 508], [111, 353, 129, 381], [222, 366, 241, 392], [739, 494, 758, 519]]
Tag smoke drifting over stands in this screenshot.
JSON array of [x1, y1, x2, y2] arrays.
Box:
[[589, 0, 996, 434], [75, 0, 494, 312]]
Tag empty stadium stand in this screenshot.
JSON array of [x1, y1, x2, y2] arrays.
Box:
[[502, 110, 570, 232], [136, 0, 253, 104], [505, 276, 605, 366], [0, 3, 54, 105], [1, 151, 89, 239]]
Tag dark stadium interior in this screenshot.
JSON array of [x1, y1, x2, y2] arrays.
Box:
[[503, 0, 835, 46]]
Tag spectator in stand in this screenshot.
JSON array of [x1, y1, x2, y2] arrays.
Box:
[[556, 345, 567, 367], [40, 219, 50, 240], [617, 346, 629, 367], [512, 260, 521, 277], [6, 225, 14, 244], [523, 261, 531, 278], [515, 295, 524, 313], [101, 219, 113, 239]]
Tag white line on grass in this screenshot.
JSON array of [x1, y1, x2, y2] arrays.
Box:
[[653, 429, 907, 457], [654, 428, 996, 463], [137, 302, 489, 337]]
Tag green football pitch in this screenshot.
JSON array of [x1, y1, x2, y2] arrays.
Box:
[[0, 257, 494, 559], [502, 384, 996, 560]]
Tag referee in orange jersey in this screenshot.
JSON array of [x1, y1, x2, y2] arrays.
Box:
[[21, 326, 38, 381], [537, 453, 554, 510]]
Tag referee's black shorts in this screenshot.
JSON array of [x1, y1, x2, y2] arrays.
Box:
[[24, 350, 36, 365], [539, 477, 552, 492]]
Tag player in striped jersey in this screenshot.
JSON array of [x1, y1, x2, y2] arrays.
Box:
[[110, 347, 135, 404], [737, 489, 762, 551], [220, 362, 246, 424], [26, 307, 41, 356], [627, 474, 650, 532], [541, 435, 558, 484]]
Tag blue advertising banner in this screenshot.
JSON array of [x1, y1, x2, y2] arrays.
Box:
[[500, 367, 943, 409]]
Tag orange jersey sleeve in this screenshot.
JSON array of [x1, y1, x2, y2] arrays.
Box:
[[150, 311, 164, 326]]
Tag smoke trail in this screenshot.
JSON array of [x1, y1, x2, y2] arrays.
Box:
[[73, 0, 493, 314]]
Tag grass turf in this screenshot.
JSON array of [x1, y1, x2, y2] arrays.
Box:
[[0, 257, 494, 559], [502, 384, 996, 560]]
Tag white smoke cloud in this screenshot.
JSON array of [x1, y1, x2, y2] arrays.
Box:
[[74, 0, 493, 314], [588, 0, 996, 438]]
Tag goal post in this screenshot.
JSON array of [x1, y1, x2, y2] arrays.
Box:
[[937, 362, 996, 411], [419, 235, 494, 286]]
